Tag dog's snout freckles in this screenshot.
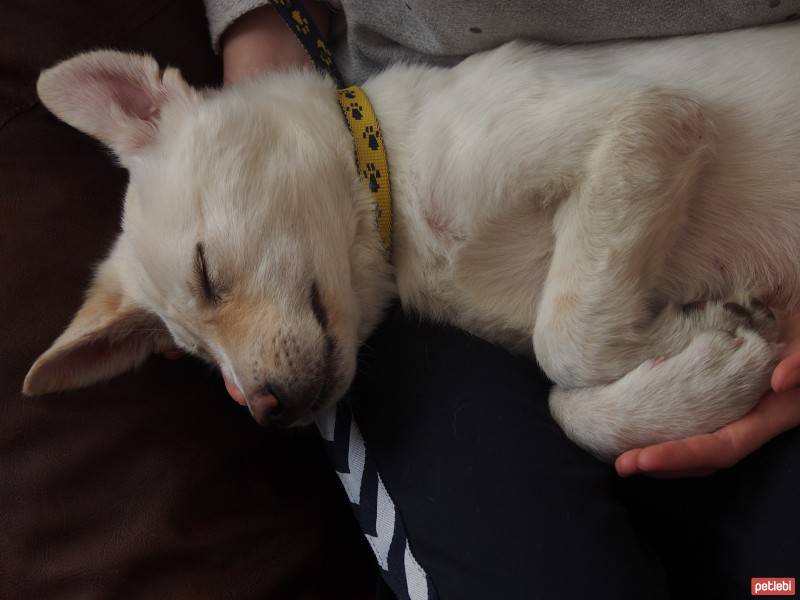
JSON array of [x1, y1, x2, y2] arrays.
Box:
[[211, 293, 344, 426], [221, 335, 336, 426]]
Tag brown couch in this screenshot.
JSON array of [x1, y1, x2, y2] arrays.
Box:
[[0, 2, 380, 597]]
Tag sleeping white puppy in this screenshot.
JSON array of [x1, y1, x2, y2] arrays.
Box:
[[24, 23, 800, 461]]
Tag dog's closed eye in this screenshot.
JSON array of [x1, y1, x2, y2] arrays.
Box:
[[195, 242, 221, 304], [310, 281, 328, 330]]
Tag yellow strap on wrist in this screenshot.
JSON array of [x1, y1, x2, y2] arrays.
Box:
[[273, 1, 393, 256]]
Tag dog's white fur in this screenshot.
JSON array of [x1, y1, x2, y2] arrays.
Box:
[[25, 23, 800, 460]]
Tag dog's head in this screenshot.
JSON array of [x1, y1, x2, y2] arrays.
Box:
[[23, 51, 393, 425]]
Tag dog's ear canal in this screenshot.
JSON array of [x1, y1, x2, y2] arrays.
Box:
[[36, 50, 194, 157], [22, 261, 173, 396]]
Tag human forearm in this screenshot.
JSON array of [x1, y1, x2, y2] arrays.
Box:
[[220, 2, 329, 85]]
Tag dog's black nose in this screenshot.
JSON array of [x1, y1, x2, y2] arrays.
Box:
[[246, 385, 283, 426], [249, 382, 320, 427]]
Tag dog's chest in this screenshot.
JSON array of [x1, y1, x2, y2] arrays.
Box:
[[390, 158, 557, 352]]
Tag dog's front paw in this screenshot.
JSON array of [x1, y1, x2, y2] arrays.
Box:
[[550, 324, 779, 462], [662, 326, 779, 427]]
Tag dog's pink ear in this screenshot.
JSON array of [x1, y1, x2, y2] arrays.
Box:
[[23, 260, 173, 396], [36, 50, 192, 155]]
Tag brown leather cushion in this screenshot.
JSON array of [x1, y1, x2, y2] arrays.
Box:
[[0, 2, 377, 598]]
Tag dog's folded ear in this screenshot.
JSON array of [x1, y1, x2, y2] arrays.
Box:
[[36, 50, 195, 158], [23, 254, 173, 396]]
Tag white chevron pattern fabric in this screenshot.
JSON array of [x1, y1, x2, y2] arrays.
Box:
[[315, 403, 436, 600]]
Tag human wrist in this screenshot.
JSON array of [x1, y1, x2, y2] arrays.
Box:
[[221, 3, 329, 86]]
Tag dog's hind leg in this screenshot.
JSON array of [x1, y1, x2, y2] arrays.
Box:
[[548, 326, 779, 462], [534, 89, 716, 387]]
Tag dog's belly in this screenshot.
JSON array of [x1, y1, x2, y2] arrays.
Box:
[[376, 21, 800, 351], [391, 190, 559, 355]]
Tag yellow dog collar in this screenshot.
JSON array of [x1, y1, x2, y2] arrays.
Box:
[[336, 86, 393, 256]]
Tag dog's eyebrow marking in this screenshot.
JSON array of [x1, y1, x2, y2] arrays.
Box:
[[195, 242, 221, 304]]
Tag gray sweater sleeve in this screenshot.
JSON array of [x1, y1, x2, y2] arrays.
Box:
[[202, 1, 800, 85], [203, 0, 272, 52]]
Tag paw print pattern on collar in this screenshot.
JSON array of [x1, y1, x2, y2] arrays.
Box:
[[336, 85, 393, 255]]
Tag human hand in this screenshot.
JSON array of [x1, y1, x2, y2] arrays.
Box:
[[615, 310, 800, 477]]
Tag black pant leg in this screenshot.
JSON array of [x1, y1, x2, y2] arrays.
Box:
[[350, 308, 669, 600], [622, 427, 800, 600]]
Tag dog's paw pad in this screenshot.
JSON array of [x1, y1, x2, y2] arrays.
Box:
[[723, 299, 779, 341], [678, 297, 779, 343]]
